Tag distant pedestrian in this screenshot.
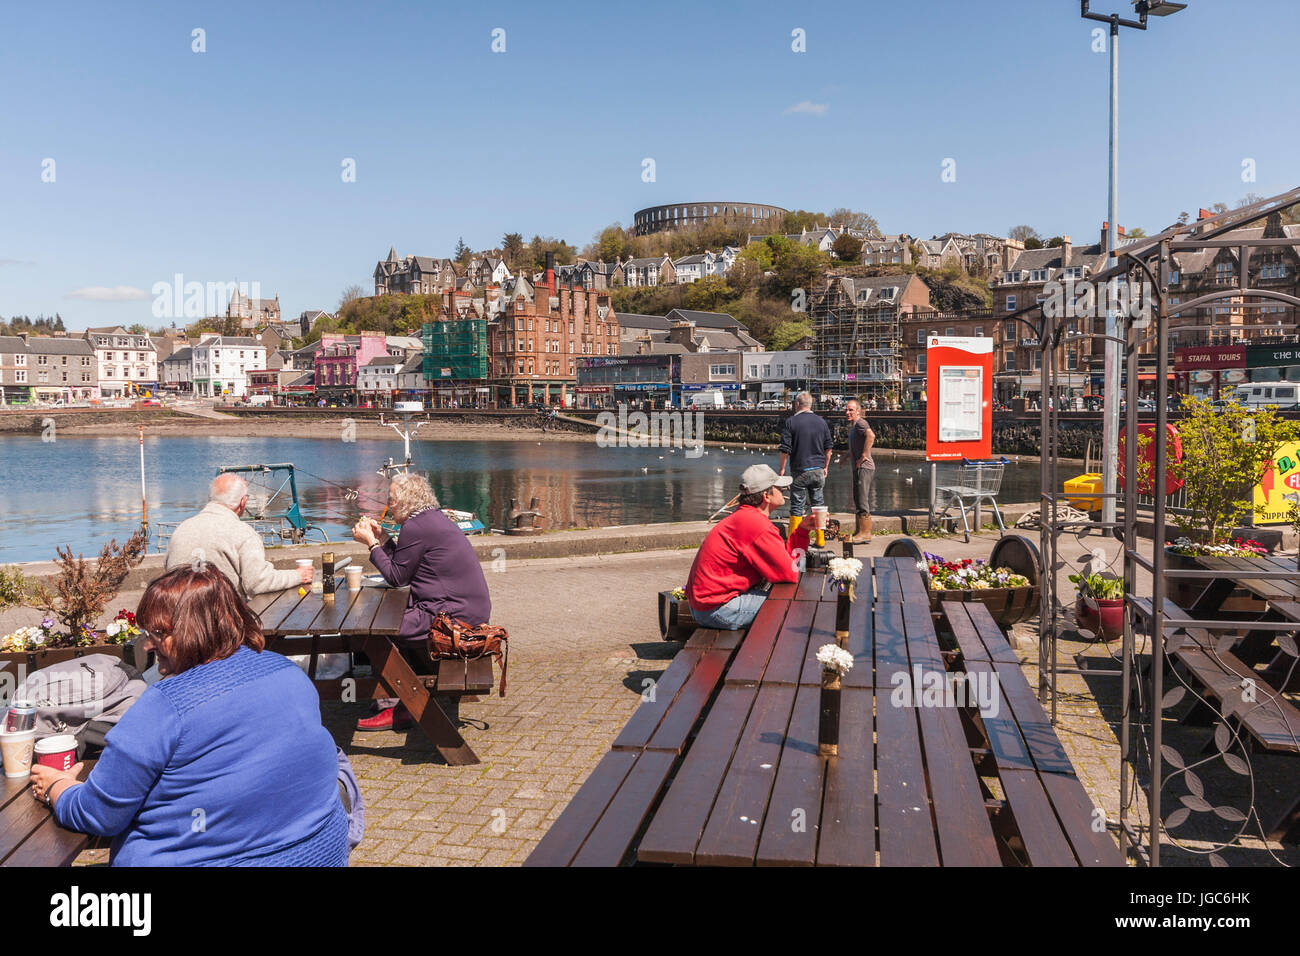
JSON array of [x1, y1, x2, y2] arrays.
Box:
[[777, 391, 833, 540], [844, 399, 876, 543]]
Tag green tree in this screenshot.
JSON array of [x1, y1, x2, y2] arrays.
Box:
[[768, 320, 813, 352], [1126, 227, 1148, 238], [831, 234, 863, 262], [1168, 397, 1300, 543], [827, 208, 881, 236], [454, 237, 471, 265], [127, 323, 148, 334], [683, 275, 734, 312], [502, 232, 525, 269]]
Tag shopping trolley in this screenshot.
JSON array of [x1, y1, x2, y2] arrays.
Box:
[[932, 457, 1009, 542]]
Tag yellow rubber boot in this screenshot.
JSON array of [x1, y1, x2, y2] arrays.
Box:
[[788, 514, 803, 539]]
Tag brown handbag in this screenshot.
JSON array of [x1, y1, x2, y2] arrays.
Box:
[[428, 612, 509, 698]]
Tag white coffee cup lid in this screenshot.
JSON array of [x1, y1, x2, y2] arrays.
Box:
[[35, 734, 76, 752], [0, 728, 35, 741], [296, 559, 314, 566]]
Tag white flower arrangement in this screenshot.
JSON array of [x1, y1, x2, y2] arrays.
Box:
[[827, 557, 863, 583], [816, 643, 854, 675]]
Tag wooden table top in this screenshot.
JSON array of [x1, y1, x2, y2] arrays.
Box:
[[0, 762, 96, 867], [247, 583, 409, 638], [1193, 554, 1300, 603], [637, 556, 1002, 867]]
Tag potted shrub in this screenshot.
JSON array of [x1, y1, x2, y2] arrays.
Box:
[[2, 529, 148, 675], [1158, 397, 1299, 608], [886, 534, 1041, 628], [657, 586, 697, 641], [1070, 571, 1125, 641]]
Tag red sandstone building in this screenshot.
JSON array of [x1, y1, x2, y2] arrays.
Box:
[[486, 254, 619, 406]]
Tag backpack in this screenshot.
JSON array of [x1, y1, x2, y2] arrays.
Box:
[[428, 613, 509, 697], [15, 654, 147, 756]]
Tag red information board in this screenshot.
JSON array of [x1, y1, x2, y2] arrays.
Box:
[[926, 336, 993, 461]]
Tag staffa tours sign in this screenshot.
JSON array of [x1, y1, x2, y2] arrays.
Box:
[[1254, 440, 1300, 524]]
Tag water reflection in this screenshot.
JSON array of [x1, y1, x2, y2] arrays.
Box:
[[0, 435, 1044, 563]]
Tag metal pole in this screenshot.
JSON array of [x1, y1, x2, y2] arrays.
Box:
[[138, 424, 148, 534], [1102, 19, 1121, 527]]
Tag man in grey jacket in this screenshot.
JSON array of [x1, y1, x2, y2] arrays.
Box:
[[165, 473, 314, 597]]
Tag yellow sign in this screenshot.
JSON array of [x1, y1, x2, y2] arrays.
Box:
[[1254, 440, 1300, 524]]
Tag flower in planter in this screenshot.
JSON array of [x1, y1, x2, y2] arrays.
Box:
[[670, 587, 686, 601], [1166, 536, 1267, 558], [105, 609, 142, 644], [923, 552, 1029, 591], [816, 643, 854, 675], [827, 557, 864, 600]]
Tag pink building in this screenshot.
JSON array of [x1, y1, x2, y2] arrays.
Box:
[[313, 332, 387, 400]]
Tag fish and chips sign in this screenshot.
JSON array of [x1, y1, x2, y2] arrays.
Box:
[[1255, 441, 1300, 524]]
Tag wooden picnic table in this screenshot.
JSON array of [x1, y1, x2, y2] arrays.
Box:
[[528, 555, 1119, 866], [248, 583, 494, 766], [0, 762, 100, 867]]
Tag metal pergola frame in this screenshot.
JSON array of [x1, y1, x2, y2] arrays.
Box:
[[1017, 187, 1300, 866]]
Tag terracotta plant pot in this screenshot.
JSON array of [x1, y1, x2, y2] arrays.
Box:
[[1076, 596, 1124, 642]]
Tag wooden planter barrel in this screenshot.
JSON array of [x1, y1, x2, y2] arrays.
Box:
[[886, 533, 1043, 628], [657, 592, 698, 642], [0, 641, 145, 678]]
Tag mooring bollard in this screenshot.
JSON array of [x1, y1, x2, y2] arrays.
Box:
[[505, 496, 545, 536]]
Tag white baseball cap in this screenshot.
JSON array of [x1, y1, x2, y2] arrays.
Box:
[[739, 464, 793, 494]]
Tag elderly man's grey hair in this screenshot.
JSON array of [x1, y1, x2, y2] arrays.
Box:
[[794, 391, 814, 410], [209, 472, 248, 510], [388, 472, 440, 523]]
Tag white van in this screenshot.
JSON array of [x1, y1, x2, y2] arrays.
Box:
[[1233, 383, 1300, 410]]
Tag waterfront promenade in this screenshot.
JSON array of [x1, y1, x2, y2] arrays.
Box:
[[9, 525, 1295, 867]]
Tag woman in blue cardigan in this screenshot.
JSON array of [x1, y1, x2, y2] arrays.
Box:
[[29, 566, 349, 866]]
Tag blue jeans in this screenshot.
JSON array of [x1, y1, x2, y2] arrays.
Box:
[[690, 586, 769, 630], [788, 468, 826, 517]]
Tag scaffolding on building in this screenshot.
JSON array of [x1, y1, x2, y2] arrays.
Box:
[[422, 317, 487, 381], [810, 277, 903, 400]]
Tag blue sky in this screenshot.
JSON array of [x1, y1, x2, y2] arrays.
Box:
[[1, 0, 1294, 330]]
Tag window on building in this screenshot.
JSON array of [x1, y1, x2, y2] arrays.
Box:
[[975, 326, 984, 337], [1005, 295, 1017, 311], [917, 354, 927, 373], [945, 328, 955, 337], [1004, 351, 1015, 371]]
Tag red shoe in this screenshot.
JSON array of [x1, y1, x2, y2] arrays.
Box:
[[355, 704, 414, 732]]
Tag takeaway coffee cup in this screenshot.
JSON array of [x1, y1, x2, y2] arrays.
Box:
[[0, 729, 36, 778], [34, 734, 77, 773], [810, 506, 829, 530], [345, 566, 362, 590], [296, 559, 314, 570]]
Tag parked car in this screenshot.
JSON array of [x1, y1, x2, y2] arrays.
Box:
[[756, 399, 785, 411]]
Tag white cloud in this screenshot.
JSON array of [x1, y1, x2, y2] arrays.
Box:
[[65, 286, 151, 302], [0, 257, 32, 266], [784, 100, 828, 116]]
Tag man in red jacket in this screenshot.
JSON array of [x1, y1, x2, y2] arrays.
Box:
[[686, 464, 799, 630]]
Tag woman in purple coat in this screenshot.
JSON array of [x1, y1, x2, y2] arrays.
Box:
[[351, 473, 491, 732]]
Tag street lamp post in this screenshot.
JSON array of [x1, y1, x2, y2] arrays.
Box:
[[1081, 0, 1186, 527]]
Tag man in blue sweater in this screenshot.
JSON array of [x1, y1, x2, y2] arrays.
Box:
[[777, 391, 833, 538]]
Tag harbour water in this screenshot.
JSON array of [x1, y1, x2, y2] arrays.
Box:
[[0, 435, 1044, 564]]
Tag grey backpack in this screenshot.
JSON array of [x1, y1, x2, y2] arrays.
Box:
[[16, 654, 147, 755]]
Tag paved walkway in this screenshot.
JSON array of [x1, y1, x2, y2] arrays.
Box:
[[49, 526, 1300, 866]]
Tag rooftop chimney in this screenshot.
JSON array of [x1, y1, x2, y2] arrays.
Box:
[[545, 252, 555, 292]]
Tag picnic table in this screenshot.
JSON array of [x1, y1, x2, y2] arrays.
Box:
[[527, 557, 1120, 866], [1139, 552, 1300, 840], [248, 583, 495, 766], [0, 762, 100, 867]]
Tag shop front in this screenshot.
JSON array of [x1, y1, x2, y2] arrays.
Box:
[[1173, 345, 1245, 400], [1246, 343, 1300, 389]]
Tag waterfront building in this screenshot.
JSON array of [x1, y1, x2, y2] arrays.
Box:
[[161, 347, 193, 393], [554, 259, 624, 290], [484, 256, 620, 406], [394, 355, 427, 404], [83, 326, 158, 399], [617, 311, 761, 355], [678, 350, 744, 404], [575, 354, 675, 409], [0, 335, 97, 404], [620, 256, 676, 287], [313, 331, 386, 404], [190, 335, 267, 398], [740, 349, 813, 404], [357, 355, 402, 407]]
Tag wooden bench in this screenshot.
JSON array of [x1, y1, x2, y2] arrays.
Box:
[[941, 600, 1124, 866], [524, 627, 750, 866]]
